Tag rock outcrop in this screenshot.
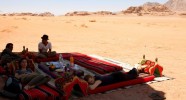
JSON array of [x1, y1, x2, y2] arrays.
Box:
[[65, 11, 114, 16], [93, 11, 114, 15], [122, 2, 175, 16], [38, 12, 54, 17], [65, 11, 91, 16], [0, 12, 54, 16], [165, 0, 186, 12]]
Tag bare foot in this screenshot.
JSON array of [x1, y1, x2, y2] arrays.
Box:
[[24, 85, 30, 90], [29, 85, 35, 89], [24, 85, 35, 90]]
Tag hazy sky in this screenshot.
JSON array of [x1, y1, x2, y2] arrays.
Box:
[[0, 0, 168, 15]]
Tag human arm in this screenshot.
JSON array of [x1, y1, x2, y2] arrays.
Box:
[[39, 49, 42, 53], [48, 49, 51, 53], [38, 42, 43, 53], [15, 70, 27, 79], [15, 72, 24, 79], [48, 42, 52, 53], [24, 68, 37, 75], [89, 80, 102, 90]]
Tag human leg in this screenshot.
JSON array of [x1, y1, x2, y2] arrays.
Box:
[[24, 75, 43, 90], [124, 68, 139, 80], [21, 74, 38, 84], [47, 51, 56, 57], [128, 68, 139, 76], [34, 76, 51, 86], [25, 75, 50, 90], [37, 52, 47, 58], [26, 75, 46, 86], [111, 69, 138, 83]]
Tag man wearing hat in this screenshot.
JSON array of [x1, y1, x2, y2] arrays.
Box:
[[38, 34, 56, 58]]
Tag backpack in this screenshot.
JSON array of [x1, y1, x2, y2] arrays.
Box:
[[4, 76, 22, 94]]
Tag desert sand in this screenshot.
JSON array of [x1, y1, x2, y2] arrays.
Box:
[[0, 15, 186, 100]]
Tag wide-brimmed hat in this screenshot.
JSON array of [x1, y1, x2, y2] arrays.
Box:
[[41, 35, 49, 40]]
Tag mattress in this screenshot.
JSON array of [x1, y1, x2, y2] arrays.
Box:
[[88, 73, 155, 94], [62, 52, 123, 75]]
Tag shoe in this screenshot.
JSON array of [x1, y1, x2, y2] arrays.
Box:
[[129, 68, 139, 77]]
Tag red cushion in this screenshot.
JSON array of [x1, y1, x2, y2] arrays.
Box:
[[19, 84, 63, 100], [36, 54, 59, 63], [63, 52, 123, 75], [88, 74, 155, 94], [55, 76, 88, 99], [19, 88, 48, 100], [38, 85, 61, 100]]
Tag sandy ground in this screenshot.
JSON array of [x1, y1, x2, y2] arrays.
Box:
[[0, 15, 186, 100]]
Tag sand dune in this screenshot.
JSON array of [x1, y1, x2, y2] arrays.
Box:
[[0, 15, 186, 100]]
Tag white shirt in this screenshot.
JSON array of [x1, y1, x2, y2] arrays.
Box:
[[38, 42, 52, 52]]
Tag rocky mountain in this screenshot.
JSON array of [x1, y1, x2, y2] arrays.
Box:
[[65, 11, 91, 16], [0, 12, 54, 17], [65, 11, 114, 16], [122, 2, 174, 16], [165, 0, 186, 12], [143, 2, 162, 7]]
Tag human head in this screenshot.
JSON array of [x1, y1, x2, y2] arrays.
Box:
[[41, 34, 49, 44], [41, 34, 49, 40], [84, 75, 95, 85], [18, 58, 28, 69], [5, 43, 13, 51]]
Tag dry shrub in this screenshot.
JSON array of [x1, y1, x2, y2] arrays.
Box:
[[65, 21, 71, 23], [89, 20, 96, 22], [11, 26, 18, 29], [22, 17, 27, 20], [74, 25, 77, 27], [81, 24, 88, 28], [179, 13, 186, 16], [1, 29, 11, 33]]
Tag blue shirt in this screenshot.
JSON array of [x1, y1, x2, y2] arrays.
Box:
[[16, 68, 32, 75]]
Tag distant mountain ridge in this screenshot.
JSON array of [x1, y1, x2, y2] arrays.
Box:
[[143, 2, 162, 6], [2, 1, 184, 16], [65, 2, 174, 16], [165, 0, 186, 12], [0, 12, 54, 17], [65, 11, 115, 16]]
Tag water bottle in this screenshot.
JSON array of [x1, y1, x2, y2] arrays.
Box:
[[22, 46, 26, 54], [26, 48, 28, 53], [70, 55, 74, 68], [140, 54, 146, 65], [59, 54, 64, 68]]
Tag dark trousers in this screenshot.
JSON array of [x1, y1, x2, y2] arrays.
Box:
[[111, 68, 138, 83]]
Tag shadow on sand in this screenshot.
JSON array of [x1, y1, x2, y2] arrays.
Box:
[[72, 83, 166, 100]]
